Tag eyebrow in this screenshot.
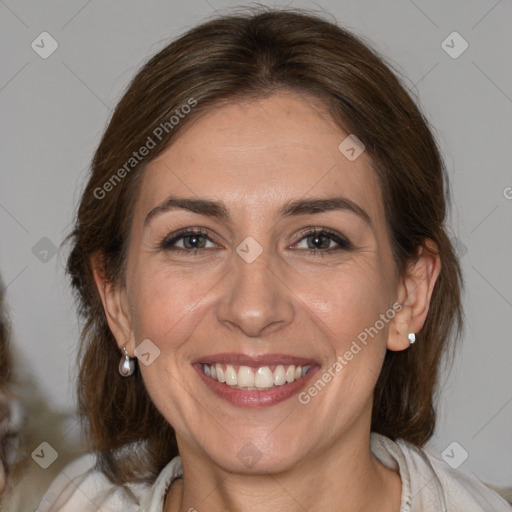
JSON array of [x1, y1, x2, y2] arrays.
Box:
[[144, 196, 372, 227], [281, 197, 371, 225], [145, 197, 230, 226]]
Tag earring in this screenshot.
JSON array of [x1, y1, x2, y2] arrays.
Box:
[[408, 333, 416, 345], [119, 346, 135, 377]]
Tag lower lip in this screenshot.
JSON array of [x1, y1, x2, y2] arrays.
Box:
[[194, 365, 319, 408]]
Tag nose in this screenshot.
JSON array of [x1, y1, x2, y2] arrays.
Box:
[[216, 247, 294, 338]]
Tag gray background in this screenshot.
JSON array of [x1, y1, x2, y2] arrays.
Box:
[[1, 0, 511, 486]]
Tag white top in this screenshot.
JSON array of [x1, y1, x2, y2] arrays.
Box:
[[36, 433, 511, 512]]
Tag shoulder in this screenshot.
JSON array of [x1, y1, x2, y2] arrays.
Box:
[[371, 433, 512, 511], [36, 452, 183, 512]]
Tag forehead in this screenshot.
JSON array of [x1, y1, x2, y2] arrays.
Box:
[[137, 91, 384, 225]]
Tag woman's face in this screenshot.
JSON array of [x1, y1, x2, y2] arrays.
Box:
[[108, 91, 416, 473]]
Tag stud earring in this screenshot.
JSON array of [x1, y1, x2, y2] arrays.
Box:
[[119, 346, 135, 377], [408, 333, 416, 345]]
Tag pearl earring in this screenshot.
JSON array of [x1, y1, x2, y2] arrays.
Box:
[[119, 346, 135, 377], [408, 333, 416, 344]]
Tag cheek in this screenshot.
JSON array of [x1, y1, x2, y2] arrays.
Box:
[[128, 264, 217, 347], [290, 259, 392, 348], [289, 260, 393, 404], [127, 267, 214, 429]]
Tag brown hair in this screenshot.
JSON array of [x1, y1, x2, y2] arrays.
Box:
[[66, 7, 463, 484]]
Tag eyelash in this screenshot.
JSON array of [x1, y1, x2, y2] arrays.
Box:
[[157, 227, 353, 256], [294, 227, 353, 255], [158, 228, 213, 254]]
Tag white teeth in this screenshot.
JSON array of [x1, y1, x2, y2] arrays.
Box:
[[273, 365, 286, 385], [225, 365, 237, 386], [237, 366, 255, 387], [216, 364, 225, 382], [203, 363, 312, 389], [254, 367, 274, 389]]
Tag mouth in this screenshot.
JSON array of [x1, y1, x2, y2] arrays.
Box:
[[200, 362, 312, 390], [192, 353, 319, 407]]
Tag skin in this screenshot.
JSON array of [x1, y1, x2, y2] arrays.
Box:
[[94, 90, 441, 512]]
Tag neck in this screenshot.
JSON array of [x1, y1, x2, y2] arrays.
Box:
[[165, 428, 402, 512]]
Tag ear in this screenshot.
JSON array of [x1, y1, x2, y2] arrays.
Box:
[[387, 240, 441, 351], [91, 252, 135, 355]]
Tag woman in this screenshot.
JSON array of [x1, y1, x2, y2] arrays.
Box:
[[37, 8, 511, 511], [0, 282, 12, 496], [0, 277, 86, 510], [0, 278, 22, 504]]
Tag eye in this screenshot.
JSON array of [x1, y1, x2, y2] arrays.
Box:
[[293, 228, 352, 254], [159, 228, 218, 252]]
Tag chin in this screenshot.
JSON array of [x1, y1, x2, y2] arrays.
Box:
[[196, 427, 310, 476]]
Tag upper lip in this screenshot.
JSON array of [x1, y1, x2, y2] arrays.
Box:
[[192, 352, 318, 367]]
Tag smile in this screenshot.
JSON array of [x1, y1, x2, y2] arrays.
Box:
[[193, 353, 319, 407], [201, 363, 312, 390]]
